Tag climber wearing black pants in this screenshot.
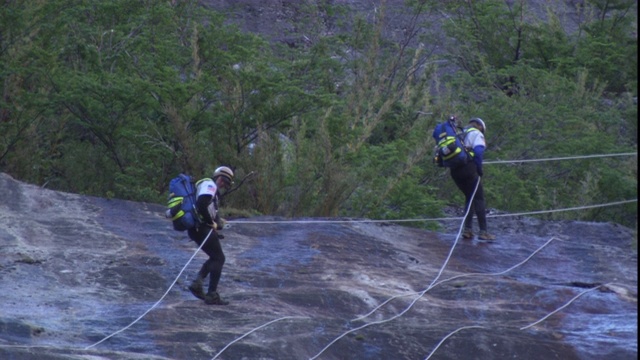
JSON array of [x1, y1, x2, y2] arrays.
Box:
[[450, 161, 488, 238], [451, 118, 495, 241], [186, 166, 234, 305]]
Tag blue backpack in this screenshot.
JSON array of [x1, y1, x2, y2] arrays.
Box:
[[166, 174, 201, 231], [432, 119, 470, 168]]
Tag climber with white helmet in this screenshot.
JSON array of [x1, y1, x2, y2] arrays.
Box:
[[451, 118, 495, 241], [187, 166, 235, 305]]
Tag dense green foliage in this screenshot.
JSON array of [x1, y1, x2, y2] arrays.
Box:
[[1, 0, 636, 228]]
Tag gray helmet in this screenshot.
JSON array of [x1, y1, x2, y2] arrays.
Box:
[[469, 118, 486, 134]]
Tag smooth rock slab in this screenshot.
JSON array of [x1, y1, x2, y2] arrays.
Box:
[[0, 172, 636, 360]]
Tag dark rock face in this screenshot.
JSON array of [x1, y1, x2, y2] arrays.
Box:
[[201, 0, 585, 46], [0, 172, 637, 360]]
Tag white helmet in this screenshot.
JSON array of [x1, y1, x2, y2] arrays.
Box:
[[213, 166, 234, 184], [469, 118, 486, 134]]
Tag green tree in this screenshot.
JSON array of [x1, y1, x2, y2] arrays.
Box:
[[0, 0, 636, 228]]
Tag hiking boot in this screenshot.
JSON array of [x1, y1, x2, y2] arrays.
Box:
[[462, 228, 474, 239], [188, 279, 206, 300], [478, 231, 496, 241], [204, 291, 229, 305]]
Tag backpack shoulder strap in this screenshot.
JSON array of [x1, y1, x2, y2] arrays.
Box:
[[195, 178, 212, 186]]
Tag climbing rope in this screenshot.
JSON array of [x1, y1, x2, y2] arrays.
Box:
[[484, 152, 636, 164], [352, 236, 558, 323], [424, 326, 487, 360], [428, 176, 482, 289], [84, 229, 214, 350], [308, 236, 558, 360], [422, 281, 637, 359], [226, 199, 637, 225], [210, 316, 309, 360]]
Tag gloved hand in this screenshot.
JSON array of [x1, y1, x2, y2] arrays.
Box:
[[214, 216, 226, 230]]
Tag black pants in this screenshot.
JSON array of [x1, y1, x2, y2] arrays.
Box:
[[187, 224, 225, 294], [450, 161, 487, 232]]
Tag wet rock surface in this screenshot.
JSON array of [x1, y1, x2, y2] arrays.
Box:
[[0, 172, 636, 360]]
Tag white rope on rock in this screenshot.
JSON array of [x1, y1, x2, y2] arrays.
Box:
[[306, 237, 557, 360], [423, 282, 639, 359], [84, 229, 213, 350], [211, 316, 309, 360], [424, 326, 487, 360], [520, 283, 607, 331]]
